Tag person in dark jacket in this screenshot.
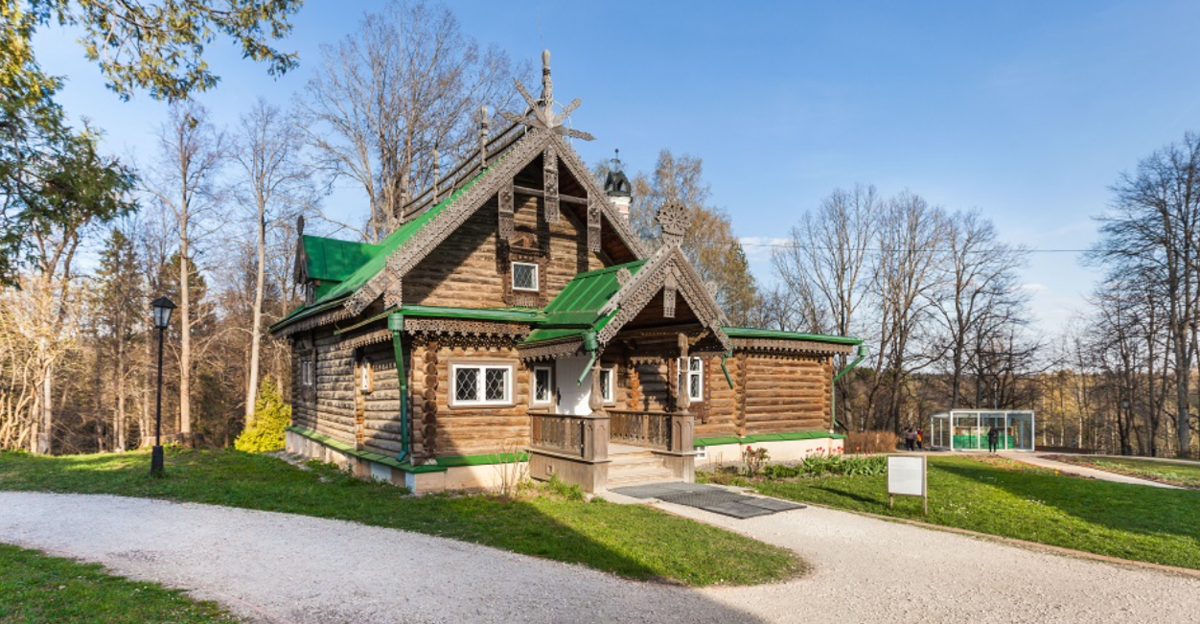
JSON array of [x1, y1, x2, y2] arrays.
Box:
[[987, 426, 1000, 454]]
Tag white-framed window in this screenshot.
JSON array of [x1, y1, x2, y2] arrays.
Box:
[[359, 358, 373, 393], [512, 261, 539, 292], [451, 363, 513, 406], [301, 359, 314, 387], [532, 365, 553, 406], [599, 366, 616, 404], [678, 357, 703, 402]]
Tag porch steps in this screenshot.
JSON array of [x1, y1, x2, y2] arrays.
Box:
[[607, 450, 676, 487]]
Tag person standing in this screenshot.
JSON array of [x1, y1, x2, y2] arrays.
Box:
[[916, 428, 924, 450], [987, 425, 1000, 455], [904, 428, 916, 451]]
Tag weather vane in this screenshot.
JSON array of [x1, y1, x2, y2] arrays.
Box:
[[501, 50, 594, 141]]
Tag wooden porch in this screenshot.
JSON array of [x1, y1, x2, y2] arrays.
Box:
[[527, 403, 696, 492]]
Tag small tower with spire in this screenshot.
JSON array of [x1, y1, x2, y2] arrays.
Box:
[[604, 149, 632, 222]]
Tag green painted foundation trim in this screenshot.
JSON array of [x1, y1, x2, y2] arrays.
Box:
[[285, 426, 445, 473], [286, 426, 531, 471], [436, 452, 529, 468], [694, 431, 847, 448]]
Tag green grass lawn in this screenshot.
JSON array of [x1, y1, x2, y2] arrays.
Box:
[[703, 455, 1200, 571], [1047, 455, 1200, 489], [0, 543, 237, 624], [0, 448, 798, 587]]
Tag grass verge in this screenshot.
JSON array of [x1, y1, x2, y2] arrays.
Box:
[[702, 455, 1200, 571], [1044, 455, 1200, 489], [0, 543, 237, 624], [0, 448, 799, 587]]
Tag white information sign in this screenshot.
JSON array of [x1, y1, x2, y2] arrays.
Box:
[[887, 455, 928, 513]]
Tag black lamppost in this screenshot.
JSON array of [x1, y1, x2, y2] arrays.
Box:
[[150, 296, 175, 477]]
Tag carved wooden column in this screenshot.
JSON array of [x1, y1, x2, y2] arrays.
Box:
[[583, 360, 609, 463]]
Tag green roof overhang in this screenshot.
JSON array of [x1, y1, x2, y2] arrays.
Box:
[[721, 326, 864, 346]]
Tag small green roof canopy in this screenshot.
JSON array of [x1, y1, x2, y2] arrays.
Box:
[[523, 260, 647, 345]]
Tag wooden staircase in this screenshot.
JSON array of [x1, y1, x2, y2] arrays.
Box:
[[606, 446, 677, 487]]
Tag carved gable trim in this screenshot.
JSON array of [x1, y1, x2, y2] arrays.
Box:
[[343, 129, 648, 318]]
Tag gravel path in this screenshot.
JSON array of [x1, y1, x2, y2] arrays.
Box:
[[1002, 452, 1183, 489], [2, 491, 1199, 624]]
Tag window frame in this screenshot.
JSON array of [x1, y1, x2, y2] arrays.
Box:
[[531, 365, 554, 407], [598, 365, 617, 405], [359, 357, 373, 393], [678, 357, 703, 402], [301, 359, 314, 387], [511, 261, 540, 292], [449, 362, 515, 408]]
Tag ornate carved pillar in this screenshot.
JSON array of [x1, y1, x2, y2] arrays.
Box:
[[587, 199, 601, 253], [543, 147, 560, 223], [677, 333, 690, 412], [583, 360, 609, 463], [499, 178, 514, 241]]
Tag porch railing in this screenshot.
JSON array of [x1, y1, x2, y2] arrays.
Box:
[[608, 410, 673, 451], [529, 411, 587, 457]]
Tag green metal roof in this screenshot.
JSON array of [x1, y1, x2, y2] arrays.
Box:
[[523, 260, 647, 345], [303, 236, 379, 284], [272, 171, 486, 332], [721, 326, 864, 346]]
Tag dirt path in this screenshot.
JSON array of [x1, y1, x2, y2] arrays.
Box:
[[2, 492, 1198, 624]]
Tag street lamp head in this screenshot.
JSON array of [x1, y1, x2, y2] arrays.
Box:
[[151, 296, 176, 329]]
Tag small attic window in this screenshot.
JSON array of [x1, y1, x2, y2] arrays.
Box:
[[512, 262, 538, 292]]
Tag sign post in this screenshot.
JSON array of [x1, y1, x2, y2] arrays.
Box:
[[887, 455, 928, 514]]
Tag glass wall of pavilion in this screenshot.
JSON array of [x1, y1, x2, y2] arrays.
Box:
[[928, 410, 1035, 451]]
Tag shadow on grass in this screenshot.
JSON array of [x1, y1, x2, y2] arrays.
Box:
[[0, 449, 794, 604]]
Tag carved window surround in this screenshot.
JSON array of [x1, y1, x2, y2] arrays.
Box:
[[501, 230, 547, 308]]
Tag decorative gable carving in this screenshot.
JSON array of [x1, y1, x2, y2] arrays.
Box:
[[499, 178, 515, 241], [543, 147, 560, 224]]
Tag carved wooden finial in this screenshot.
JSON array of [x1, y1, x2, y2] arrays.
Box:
[[479, 105, 490, 169], [432, 141, 440, 204], [499, 51, 594, 141], [657, 200, 690, 247], [541, 49, 553, 109], [296, 214, 305, 238]]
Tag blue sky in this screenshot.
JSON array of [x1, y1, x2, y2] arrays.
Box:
[[33, 0, 1200, 335]]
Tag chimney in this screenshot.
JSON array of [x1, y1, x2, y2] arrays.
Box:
[[603, 149, 632, 222]]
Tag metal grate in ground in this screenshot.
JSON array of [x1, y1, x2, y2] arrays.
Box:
[[611, 482, 805, 519]]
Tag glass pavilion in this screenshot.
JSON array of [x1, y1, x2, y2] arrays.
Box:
[[928, 410, 1035, 451]]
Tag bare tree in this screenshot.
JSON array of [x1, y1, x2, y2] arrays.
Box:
[[298, 0, 522, 241], [868, 192, 947, 432], [143, 102, 226, 443], [930, 209, 1030, 408], [1092, 131, 1200, 457], [230, 99, 314, 424]]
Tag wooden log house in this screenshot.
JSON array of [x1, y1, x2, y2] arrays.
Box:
[[269, 51, 863, 493]]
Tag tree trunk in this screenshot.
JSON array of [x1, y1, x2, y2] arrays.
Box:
[[245, 201, 266, 424], [180, 233, 192, 442]]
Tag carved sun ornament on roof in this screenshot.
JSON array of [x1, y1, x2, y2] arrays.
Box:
[[500, 50, 594, 142], [657, 200, 690, 247]]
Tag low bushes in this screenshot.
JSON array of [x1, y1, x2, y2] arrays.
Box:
[[760, 454, 887, 479], [845, 430, 901, 454]]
